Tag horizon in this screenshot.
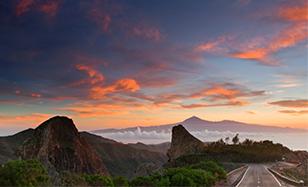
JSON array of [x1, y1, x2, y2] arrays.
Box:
[[1, 115, 308, 137], [0, 0, 307, 134], [1, 115, 307, 151]]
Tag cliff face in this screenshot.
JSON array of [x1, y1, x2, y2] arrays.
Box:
[[19, 116, 108, 176], [167, 124, 205, 161]]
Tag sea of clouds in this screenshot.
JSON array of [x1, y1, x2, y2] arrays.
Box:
[[94, 127, 308, 151]]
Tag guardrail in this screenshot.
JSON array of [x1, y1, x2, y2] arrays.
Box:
[[227, 165, 248, 176], [267, 168, 305, 186], [229, 166, 249, 187]]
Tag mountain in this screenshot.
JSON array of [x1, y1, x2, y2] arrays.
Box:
[[167, 124, 205, 161], [0, 116, 168, 179], [127, 142, 170, 154], [92, 116, 305, 134], [19, 116, 109, 177], [80, 132, 167, 178], [0, 128, 34, 164]]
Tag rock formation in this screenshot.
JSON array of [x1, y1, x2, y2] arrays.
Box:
[[167, 124, 205, 161], [19, 116, 108, 176]]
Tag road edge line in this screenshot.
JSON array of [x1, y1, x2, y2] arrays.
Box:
[[265, 166, 282, 187], [235, 166, 250, 187]]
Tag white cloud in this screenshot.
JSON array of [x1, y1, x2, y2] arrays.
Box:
[[94, 128, 308, 150]]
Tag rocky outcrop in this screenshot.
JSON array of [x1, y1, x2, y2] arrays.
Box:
[[19, 116, 108, 177], [167, 124, 205, 161]]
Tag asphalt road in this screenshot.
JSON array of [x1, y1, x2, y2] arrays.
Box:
[[236, 164, 295, 187]]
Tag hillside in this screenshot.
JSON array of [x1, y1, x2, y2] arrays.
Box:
[[80, 132, 167, 178], [127, 142, 170, 154], [0, 128, 34, 164]]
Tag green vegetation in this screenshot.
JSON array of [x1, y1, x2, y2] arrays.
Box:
[[84, 174, 114, 186], [130, 160, 226, 187], [0, 159, 50, 187], [58, 160, 226, 187], [113, 176, 129, 187], [170, 136, 291, 164], [60, 171, 88, 186], [204, 138, 290, 162], [0, 158, 225, 187]]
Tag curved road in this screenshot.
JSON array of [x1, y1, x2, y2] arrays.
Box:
[[236, 164, 295, 187]]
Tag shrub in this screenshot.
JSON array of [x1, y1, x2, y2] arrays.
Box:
[[130, 176, 154, 186], [0, 159, 50, 187], [190, 161, 226, 180], [113, 176, 129, 187], [60, 171, 87, 186], [84, 174, 114, 187], [170, 173, 195, 187]]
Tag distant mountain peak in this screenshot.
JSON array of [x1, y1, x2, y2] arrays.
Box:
[[183, 116, 204, 123]]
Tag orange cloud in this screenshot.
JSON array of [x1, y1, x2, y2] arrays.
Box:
[[191, 83, 264, 101], [193, 85, 240, 99], [76, 64, 105, 85], [279, 110, 308, 115], [269, 99, 308, 108], [16, 0, 34, 16], [151, 83, 264, 108], [31, 93, 42, 98], [181, 100, 248, 109], [62, 103, 126, 117], [195, 36, 228, 53], [61, 97, 150, 118], [75, 64, 140, 99], [278, 5, 308, 22], [0, 113, 51, 127], [231, 48, 268, 62], [231, 4, 308, 65], [246, 111, 256, 115], [90, 79, 140, 99]]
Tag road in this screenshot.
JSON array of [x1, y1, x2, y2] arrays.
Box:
[[236, 164, 295, 187]]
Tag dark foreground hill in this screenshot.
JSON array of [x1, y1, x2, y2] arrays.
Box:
[[0, 116, 167, 179]]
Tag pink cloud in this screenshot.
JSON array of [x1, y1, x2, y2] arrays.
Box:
[[89, 8, 112, 33], [16, 0, 35, 16], [130, 25, 162, 42], [15, 0, 61, 17], [38, 0, 60, 17]]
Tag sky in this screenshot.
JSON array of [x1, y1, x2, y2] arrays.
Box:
[[0, 0, 307, 134]]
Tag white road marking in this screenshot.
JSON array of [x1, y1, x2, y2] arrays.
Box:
[[235, 167, 250, 187], [264, 166, 282, 187]]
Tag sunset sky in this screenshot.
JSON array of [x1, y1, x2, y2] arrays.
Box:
[[0, 0, 307, 134]]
